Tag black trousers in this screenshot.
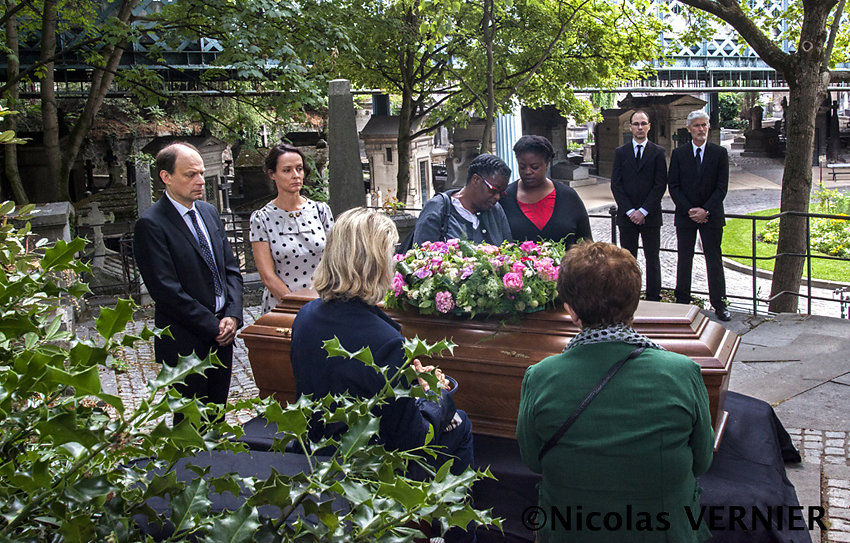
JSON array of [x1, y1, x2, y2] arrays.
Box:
[[618, 221, 662, 301], [171, 343, 234, 407], [675, 225, 727, 309]]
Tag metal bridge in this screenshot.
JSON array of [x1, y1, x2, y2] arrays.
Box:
[[2, 0, 849, 95]]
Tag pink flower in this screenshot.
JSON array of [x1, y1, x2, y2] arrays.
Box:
[[393, 253, 406, 262], [479, 244, 499, 254], [429, 242, 449, 254], [511, 261, 526, 275], [447, 238, 460, 249], [414, 267, 433, 279], [392, 272, 406, 296], [519, 241, 539, 253], [460, 265, 475, 279], [503, 272, 524, 292], [436, 291, 455, 313]]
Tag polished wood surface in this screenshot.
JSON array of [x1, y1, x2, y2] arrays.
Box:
[[240, 290, 738, 443]]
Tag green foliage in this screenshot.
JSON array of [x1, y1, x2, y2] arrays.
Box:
[[718, 93, 747, 130], [758, 189, 850, 259], [722, 207, 849, 282], [0, 202, 494, 540], [590, 93, 615, 110]]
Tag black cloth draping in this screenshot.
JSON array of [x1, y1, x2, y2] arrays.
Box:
[[138, 392, 809, 542], [473, 391, 808, 543]]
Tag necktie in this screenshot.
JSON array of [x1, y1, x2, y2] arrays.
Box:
[[635, 144, 642, 163], [695, 147, 702, 176], [187, 209, 223, 297]]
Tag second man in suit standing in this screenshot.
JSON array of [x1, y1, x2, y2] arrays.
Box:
[[668, 110, 731, 321], [610, 110, 667, 301]]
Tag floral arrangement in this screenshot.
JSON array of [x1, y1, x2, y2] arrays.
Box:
[[385, 239, 566, 318]]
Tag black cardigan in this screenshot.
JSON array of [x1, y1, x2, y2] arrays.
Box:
[[501, 180, 592, 246]]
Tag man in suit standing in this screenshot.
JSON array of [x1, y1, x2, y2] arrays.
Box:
[[668, 110, 731, 321], [134, 142, 244, 414], [610, 110, 667, 301]]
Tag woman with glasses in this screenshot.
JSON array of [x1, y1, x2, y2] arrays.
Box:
[[501, 135, 592, 247], [250, 144, 334, 314], [412, 153, 513, 246]]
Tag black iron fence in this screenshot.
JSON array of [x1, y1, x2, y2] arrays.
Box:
[[589, 207, 849, 318], [95, 207, 848, 319]]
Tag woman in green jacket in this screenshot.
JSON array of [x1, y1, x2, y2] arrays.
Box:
[[517, 242, 714, 542]]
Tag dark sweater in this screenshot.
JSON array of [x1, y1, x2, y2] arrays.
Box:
[[501, 180, 592, 246]]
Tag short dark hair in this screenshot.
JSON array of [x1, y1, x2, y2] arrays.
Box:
[[466, 153, 511, 185], [630, 110, 651, 123], [513, 135, 555, 163], [264, 144, 312, 179], [557, 242, 641, 327], [155, 142, 201, 177]]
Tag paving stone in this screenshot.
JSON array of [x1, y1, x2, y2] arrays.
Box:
[[828, 530, 850, 542]]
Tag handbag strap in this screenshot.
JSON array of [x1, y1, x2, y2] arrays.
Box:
[[438, 192, 452, 240], [538, 346, 645, 462]]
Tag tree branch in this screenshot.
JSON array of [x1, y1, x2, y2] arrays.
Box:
[[0, 0, 33, 27], [822, 0, 847, 70], [676, 0, 790, 72]]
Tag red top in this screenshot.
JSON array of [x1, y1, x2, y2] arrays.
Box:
[[517, 189, 556, 231]]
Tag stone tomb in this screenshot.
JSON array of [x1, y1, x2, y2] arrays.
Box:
[[240, 291, 738, 448]]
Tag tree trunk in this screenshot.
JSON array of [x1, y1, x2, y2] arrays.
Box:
[[767, 65, 828, 313], [396, 49, 415, 205], [39, 0, 63, 202], [59, 0, 139, 190], [479, 0, 495, 154], [4, 0, 27, 204]]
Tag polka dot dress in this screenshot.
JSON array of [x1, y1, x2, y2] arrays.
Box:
[[249, 199, 334, 313]]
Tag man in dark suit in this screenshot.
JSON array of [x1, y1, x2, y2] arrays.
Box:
[[134, 142, 244, 412], [668, 110, 731, 321], [610, 110, 668, 301]]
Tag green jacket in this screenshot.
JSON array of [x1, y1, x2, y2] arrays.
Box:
[[517, 342, 714, 542]]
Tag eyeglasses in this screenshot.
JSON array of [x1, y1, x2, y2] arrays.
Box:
[[480, 176, 505, 196], [631, 121, 649, 127]]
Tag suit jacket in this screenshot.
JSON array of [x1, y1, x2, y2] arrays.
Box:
[[134, 196, 243, 365], [517, 341, 714, 542], [667, 142, 729, 228], [290, 298, 436, 452], [610, 140, 667, 228]]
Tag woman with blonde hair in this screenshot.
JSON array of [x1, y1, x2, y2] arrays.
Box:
[[290, 209, 475, 525], [517, 241, 714, 542]]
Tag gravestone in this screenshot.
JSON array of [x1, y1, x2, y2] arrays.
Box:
[[328, 79, 366, 217]]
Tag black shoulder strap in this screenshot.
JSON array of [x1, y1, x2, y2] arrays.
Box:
[[538, 346, 645, 462], [438, 192, 452, 240]]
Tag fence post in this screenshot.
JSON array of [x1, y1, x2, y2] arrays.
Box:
[[751, 215, 758, 316]]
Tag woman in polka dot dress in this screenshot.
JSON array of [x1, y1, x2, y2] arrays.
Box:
[[250, 144, 334, 313]]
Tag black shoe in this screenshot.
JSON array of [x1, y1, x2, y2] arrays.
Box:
[[714, 307, 732, 322]]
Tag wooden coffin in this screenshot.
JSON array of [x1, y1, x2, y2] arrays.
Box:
[[239, 290, 738, 448]]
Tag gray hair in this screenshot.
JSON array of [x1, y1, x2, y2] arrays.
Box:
[[686, 110, 710, 127]]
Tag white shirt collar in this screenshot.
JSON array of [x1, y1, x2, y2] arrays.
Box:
[[165, 191, 197, 216], [692, 141, 706, 155], [632, 139, 648, 151]]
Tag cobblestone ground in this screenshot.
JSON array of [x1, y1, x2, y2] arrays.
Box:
[[788, 429, 850, 542]]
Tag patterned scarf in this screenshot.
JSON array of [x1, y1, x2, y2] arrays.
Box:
[[564, 323, 665, 352]]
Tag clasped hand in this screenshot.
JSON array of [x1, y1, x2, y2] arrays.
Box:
[[412, 358, 451, 391], [216, 316, 238, 346]]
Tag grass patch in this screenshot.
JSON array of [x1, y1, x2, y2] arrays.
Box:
[[722, 208, 850, 283]]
